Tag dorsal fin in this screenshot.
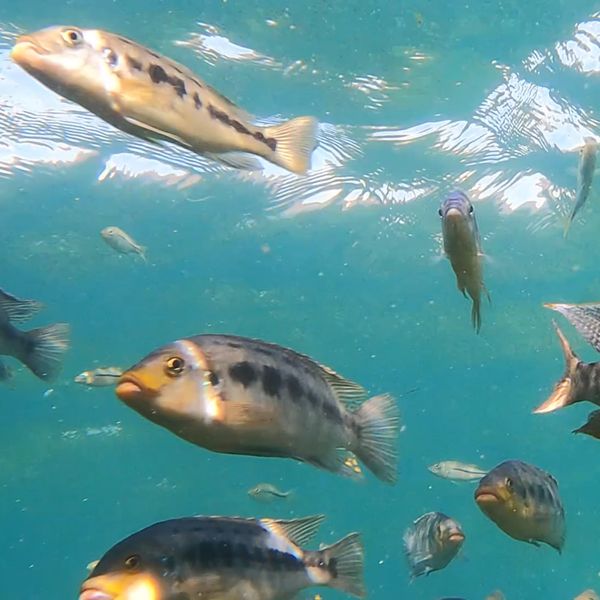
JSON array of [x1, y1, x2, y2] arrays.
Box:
[[261, 514, 325, 547], [318, 364, 368, 410], [0, 289, 43, 323]]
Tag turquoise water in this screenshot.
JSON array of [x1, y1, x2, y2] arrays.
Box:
[[1, 1, 600, 598]]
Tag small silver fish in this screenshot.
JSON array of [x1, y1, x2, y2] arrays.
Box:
[[74, 367, 123, 387], [428, 460, 488, 482], [101, 226, 146, 261], [403, 512, 465, 579], [11, 27, 318, 174], [564, 137, 598, 237], [439, 190, 490, 333], [248, 483, 293, 502]]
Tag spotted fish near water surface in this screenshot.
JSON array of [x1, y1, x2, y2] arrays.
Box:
[[11, 26, 318, 174], [115, 334, 400, 483]]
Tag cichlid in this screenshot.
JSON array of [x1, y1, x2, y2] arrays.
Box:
[[74, 367, 123, 387], [403, 512, 464, 579], [79, 514, 365, 600], [475, 460, 565, 552], [248, 483, 293, 503], [101, 226, 146, 261], [439, 190, 489, 333], [428, 460, 487, 482], [0, 288, 69, 381], [533, 319, 600, 414], [115, 334, 400, 483], [11, 26, 318, 175], [564, 137, 598, 237]]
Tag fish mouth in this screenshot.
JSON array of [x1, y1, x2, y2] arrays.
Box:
[[474, 486, 501, 505], [11, 36, 49, 65], [443, 207, 466, 220], [447, 531, 465, 544], [79, 586, 113, 600], [115, 374, 150, 402]]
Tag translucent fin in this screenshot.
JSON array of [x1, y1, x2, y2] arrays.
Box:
[[0, 288, 43, 323], [533, 321, 580, 414], [20, 323, 70, 381], [471, 296, 482, 334], [261, 514, 325, 547], [545, 302, 600, 353], [306, 449, 364, 481], [204, 151, 263, 171], [318, 365, 367, 410], [318, 533, 365, 598], [263, 116, 319, 175], [353, 394, 400, 484], [122, 114, 192, 148]]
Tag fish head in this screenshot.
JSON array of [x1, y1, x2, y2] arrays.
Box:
[[439, 190, 478, 245], [74, 371, 92, 385], [115, 339, 224, 424], [101, 227, 119, 240], [437, 516, 465, 548], [427, 462, 442, 475], [11, 27, 114, 107], [475, 461, 523, 518], [80, 534, 166, 600]]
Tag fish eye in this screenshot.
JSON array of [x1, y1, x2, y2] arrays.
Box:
[[469, 205, 474, 214], [505, 477, 513, 489], [438, 208, 443, 217], [165, 356, 185, 376], [124, 554, 140, 570], [62, 29, 84, 46]]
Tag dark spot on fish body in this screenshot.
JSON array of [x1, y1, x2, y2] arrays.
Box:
[[193, 92, 202, 109], [253, 131, 277, 151], [126, 55, 143, 71], [148, 63, 187, 98], [229, 361, 257, 387], [306, 390, 320, 408], [208, 371, 219, 386], [328, 557, 338, 578], [322, 401, 342, 424], [262, 365, 282, 396], [286, 374, 303, 402]]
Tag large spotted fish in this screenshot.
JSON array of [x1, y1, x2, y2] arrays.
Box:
[[115, 334, 400, 483], [11, 26, 318, 174]]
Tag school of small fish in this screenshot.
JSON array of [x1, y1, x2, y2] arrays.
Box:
[[1, 19, 598, 600]]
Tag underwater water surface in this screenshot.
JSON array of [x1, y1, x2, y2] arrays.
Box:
[[1, 1, 600, 598]]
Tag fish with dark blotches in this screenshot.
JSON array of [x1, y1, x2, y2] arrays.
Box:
[[403, 512, 465, 579], [115, 334, 400, 483], [0, 288, 69, 381], [79, 514, 365, 600], [533, 319, 600, 415], [11, 27, 318, 175], [439, 190, 490, 333], [474, 460, 565, 552], [564, 137, 598, 237]]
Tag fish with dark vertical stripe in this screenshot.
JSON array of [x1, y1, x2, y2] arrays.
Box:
[[79, 514, 365, 600], [115, 334, 401, 483]]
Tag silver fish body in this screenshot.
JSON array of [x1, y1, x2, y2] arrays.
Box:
[[101, 226, 146, 260], [403, 512, 464, 579], [428, 460, 487, 482], [565, 137, 598, 236], [0, 288, 69, 381], [11, 27, 318, 174], [115, 334, 400, 483], [74, 366, 123, 387], [80, 514, 365, 600], [439, 190, 489, 333], [248, 483, 293, 502], [475, 460, 565, 552]]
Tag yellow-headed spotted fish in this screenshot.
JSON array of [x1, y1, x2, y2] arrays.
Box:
[[115, 334, 400, 483], [79, 514, 365, 600], [11, 27, 318, 174], [474, 460, 565, 552]]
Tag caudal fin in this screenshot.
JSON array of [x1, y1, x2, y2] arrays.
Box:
[[263, 116, 318, 175], [21, 323, 70, 381], [471, 297, 482, 334], [318, 533, 365, 598], [354, 393, 400, 484], [533, 321, 580, 414]]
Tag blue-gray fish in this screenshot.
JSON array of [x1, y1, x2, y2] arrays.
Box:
[[74, 367, 123, 387], [115, 334, 400, 483], [0, 288, 69, 381], [79, 514, 365, 600], [11, 27, 318, 175], [403, 512, 465, 579], [564, 137, 598, 237], [428, 460, 488, 482], [439, 190, 489, 333], [475, 460, 565, 552], [101, 226, 146, 261]]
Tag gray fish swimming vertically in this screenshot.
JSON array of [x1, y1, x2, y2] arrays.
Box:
[[439, 190, 490, 333], [79, 514, 365, 600], [533, 320, 600, 414], [403, 512, 465, 579], [564, 137, 598, 237], [11, 27, 318, 174], [115, 334, 400, 483], [0, 288, 69, 381], [474, 460, 565, 552]]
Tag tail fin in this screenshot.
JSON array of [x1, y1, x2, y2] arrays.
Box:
[[353, 393, 400, 484], [533, 321, 580, 414], [318, 533, 365, 598], [471, 297, 482, 334], [21, 323, 70, 381], [263, 116, 318, 175]]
